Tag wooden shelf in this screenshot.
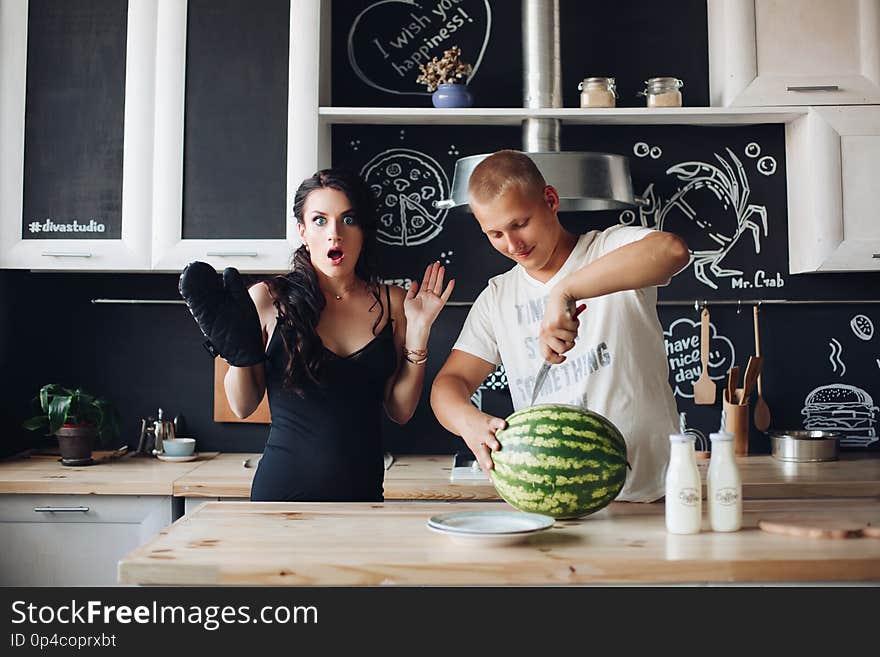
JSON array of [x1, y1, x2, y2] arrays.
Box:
[[319, 106, 809, 126]]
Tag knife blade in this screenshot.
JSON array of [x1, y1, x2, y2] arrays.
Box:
[[529, 303, 586, 406]]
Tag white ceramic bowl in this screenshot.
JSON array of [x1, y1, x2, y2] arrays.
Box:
[[162, 438, 196, 457]]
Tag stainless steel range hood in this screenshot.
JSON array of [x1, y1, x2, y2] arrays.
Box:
[[435, 0, 638, 212]]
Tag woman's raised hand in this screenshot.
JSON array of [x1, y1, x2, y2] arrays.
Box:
[[403, 261, 455, 332]]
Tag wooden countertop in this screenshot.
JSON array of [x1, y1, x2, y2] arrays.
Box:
[[3, 451, 878, 499], [173, 453, 497, 500], [0, 452, 219, 495], [173, 453, 260, 498], [173, 453, 880, 500], [117, 498, 880, 585]]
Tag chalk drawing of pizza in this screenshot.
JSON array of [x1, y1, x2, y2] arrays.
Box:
[[361, 149, 450, 246]]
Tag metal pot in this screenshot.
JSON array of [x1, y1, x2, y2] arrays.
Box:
[[769, 430, 841, 462]]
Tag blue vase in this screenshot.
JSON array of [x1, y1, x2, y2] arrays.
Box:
[[432, 83, 473, 108]]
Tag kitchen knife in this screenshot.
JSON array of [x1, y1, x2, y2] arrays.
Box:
[[529, 303, 586, 406]]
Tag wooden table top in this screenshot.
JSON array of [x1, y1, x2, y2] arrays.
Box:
[[117, 498, 880, 586], [0, 451, 219, 495], [172, 452, 880, 500]]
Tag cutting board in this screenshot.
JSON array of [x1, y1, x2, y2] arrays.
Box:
[[758, 517, 877, 539], [214, 359, 271, 423]]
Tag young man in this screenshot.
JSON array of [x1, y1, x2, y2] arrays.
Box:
[[431, 150, 690, 502]]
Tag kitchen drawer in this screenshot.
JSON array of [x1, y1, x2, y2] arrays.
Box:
[[0, 494, 173, 586]]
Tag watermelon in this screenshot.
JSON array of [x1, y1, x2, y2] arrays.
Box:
[[489, 404, 628, 519]]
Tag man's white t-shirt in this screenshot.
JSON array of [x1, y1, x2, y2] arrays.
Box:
[[453, 225, 679, 502]]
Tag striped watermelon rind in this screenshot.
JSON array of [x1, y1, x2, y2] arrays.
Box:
[[489, 404, 628, 519]]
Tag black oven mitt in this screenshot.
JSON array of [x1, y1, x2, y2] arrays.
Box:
[[178, 261, 266, 367]]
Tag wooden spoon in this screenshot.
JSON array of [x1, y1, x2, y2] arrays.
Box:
[[753, 306, 771, 430], [693, 308, 716, 404]]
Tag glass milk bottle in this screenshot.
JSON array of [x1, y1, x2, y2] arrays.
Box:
[[707, 413, 742, 532], [665, 429, 702, 534]]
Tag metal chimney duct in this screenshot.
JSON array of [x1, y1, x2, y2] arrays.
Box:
[[436, 0, 638, 213], [522, 0, 561, 152]]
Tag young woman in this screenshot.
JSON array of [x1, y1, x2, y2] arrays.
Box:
[[180, 169, 453, 501]]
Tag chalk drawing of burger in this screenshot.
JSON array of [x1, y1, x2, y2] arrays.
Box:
[[801, 384, 879, 448]]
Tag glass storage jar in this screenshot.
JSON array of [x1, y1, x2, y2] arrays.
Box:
[[641, 77, 683, 107], [578, 77, 617, 108]]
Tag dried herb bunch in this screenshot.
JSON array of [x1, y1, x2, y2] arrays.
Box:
[[416, 46, 473, 92]]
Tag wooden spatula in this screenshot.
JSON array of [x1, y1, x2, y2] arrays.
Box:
[[753, 306, 771, 430], [738, 356, 763, 404], [726, 366, 740, 405], [693, 308, 716, 404]]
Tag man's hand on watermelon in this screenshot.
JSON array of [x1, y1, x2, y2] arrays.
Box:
[[179, 261, 266, 367], [539, 290, 586, 364], [459, 409, 506, 474]]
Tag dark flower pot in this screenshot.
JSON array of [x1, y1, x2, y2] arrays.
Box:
[[432, 83, 473, 108], [56, 425, 96, 466]]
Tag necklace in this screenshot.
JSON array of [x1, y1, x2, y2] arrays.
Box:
[[330, 282, 359, 300]]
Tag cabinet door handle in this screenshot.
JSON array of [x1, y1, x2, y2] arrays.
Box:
[[33, 506, 90, 513], [41, 251, 93, 258], [786, 85, 840, 92], [206, 251, 259, 257]]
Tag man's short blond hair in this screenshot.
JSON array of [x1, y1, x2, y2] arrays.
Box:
[[468, 149, 546, 204]]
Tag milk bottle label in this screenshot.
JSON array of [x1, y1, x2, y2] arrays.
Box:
[[678, 488, 700, 506], [715, 488, 740, 506]]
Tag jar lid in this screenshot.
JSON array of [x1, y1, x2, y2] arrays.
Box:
[[578, 76, 617, 95], [669, 433, 695, 443], [709, 431, 734, 442], [643, 77, 684, 93]]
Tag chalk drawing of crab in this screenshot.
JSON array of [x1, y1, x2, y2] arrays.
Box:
[[621, 147, 768, 290]]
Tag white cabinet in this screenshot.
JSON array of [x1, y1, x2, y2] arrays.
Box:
[[0, 494, 173, 586], [785, 105, 880, 272], [0, 0, 156, 271], [149, 0, 317, 274], [1, 0, 322, 273], [709, 0, 880, 106]]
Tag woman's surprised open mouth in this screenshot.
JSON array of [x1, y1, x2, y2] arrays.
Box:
[[327, 247, 345, 266]]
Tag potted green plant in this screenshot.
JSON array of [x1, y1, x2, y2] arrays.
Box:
[[22, 384, 121, 466], [416, 45, 474, 108]]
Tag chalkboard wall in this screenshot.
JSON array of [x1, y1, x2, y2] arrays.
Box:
[[329, 121, 880, 455], [332, 0, 709, 108]]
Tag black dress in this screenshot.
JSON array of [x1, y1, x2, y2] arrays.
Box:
[[250, 285, 397, 502]]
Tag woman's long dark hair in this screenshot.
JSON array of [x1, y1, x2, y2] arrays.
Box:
[[267, 168, 383, 393]]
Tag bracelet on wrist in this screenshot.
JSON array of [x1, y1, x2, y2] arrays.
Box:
[[403, 346, 427, 364]]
